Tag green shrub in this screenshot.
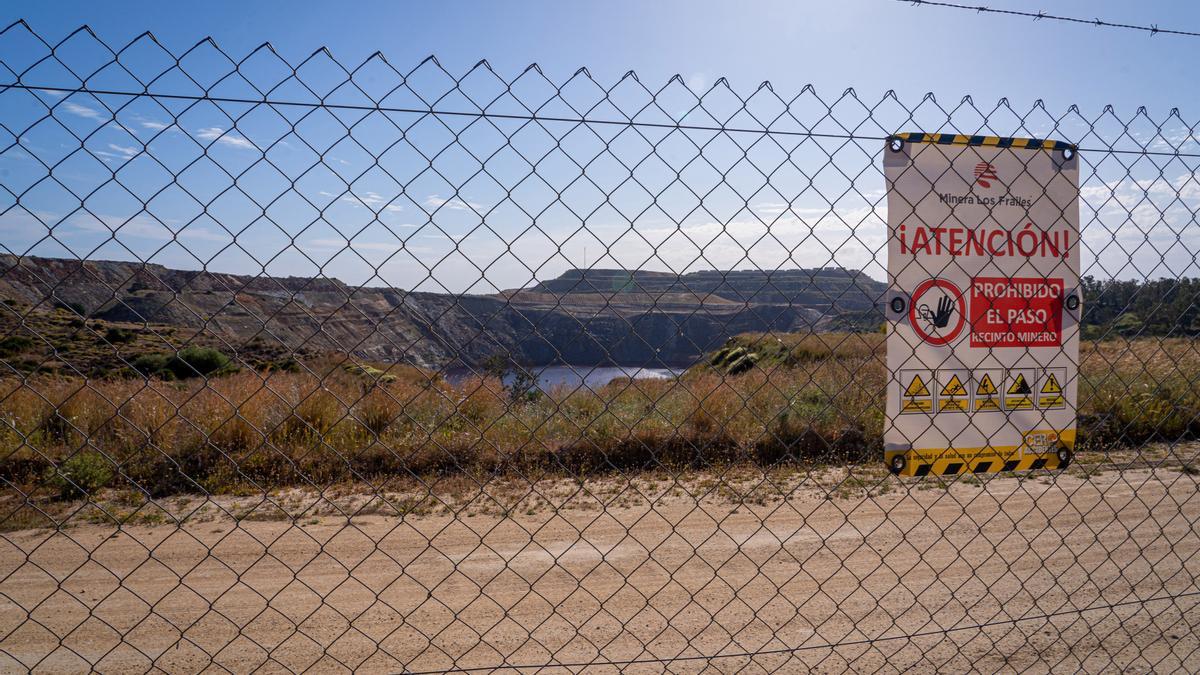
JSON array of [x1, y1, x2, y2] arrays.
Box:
[[725, 352, 759, 375], [46, 452, 112, 500], [1112, 313, 1143, 336], [54, 300, 86, 316], [0, 335, 34, 357], [480, 353, 541, 403], [131, 353, 171, 378], [343, 363, 396, 383], [103, 327, 136, 344], [167, 346, 236, 379], [268, 358, 301, 373], [129, 347, 237, 379]]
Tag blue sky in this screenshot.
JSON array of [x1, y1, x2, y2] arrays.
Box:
[[9, 0, 1200, 114], [2, 1, 1199, 290]]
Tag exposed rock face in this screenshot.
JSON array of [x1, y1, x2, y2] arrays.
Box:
[[524, 268, 882, 310], [0, 256, 885, 367]]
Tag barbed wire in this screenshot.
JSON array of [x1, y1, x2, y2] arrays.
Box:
[[896, 0, 1200, 38]]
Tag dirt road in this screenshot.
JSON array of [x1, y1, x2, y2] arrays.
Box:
[[2, 465, 1199, 673]]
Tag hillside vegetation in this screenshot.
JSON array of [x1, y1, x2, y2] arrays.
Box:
[[1080, 276, 1200, 338]]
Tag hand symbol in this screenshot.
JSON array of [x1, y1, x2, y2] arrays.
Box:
[[930, 295, 954, 329]]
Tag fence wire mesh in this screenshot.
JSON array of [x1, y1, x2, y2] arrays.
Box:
[[2, 20, 1200, 673]]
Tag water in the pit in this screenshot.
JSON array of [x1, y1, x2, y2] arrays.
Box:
[[444, 365, 683, 391]]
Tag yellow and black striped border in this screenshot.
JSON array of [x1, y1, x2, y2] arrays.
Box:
[[886, 430, 1075, 477], [887, 450, 1065, 477], [895, 132, 1076, 152]]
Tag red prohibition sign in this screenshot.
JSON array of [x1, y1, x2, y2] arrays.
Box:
[[909, 278, 965, 346]]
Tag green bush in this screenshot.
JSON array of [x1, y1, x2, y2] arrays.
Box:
[[130, 347, 237, 379], [343, 363, 397, 383], [1112, 313, 1143, 336], [268, 358, 301, 373], [0, 335, 33, 357], [103, 327, 136, 344], [54, 300, 86, 316], [46, 452, 113, 500], [480, 353, 541, 403], [167, 346, 235, 379], [131, 353, 171, 378]]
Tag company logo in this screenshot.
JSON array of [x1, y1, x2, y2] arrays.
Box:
[[973, 162, 999, 188]]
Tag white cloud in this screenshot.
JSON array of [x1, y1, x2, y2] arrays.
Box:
[[67, 213, 228, 242], [195, 126, 257, 151], [611, 208, 887, 274], [1082, 173, 1200, 203], [108, 143, 138, 159], [389, 205, 890, 285], [419, 230, 483, 244], [182, 228, 228, 242], [424, 194, 486, 212], [107, 121, 143, 138], [337, 191, 405, 213], [1069, 169, 1200, 279], [60, 102, 105, 121], [341, 191, 387, 208], [1147, 127, 1199, 153], [304, 237, 402, 253], [752, 202, 789, 215], [141, 120, 171, 131]]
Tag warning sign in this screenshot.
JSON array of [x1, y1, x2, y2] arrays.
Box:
[[905, 374, 930, 396], [970, 277, 1064, 347], [1004, 369, 1035, 410], [1039, 368, 1066, 408], [883, 133, 1081, 477], [937, 370, 969, 412], [973, 370, 1002, 411], [900, 370, 933, 413], [910, 280, 965, 346]]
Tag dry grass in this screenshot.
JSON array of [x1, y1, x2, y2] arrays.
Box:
[[2, 333, 1199, 513]]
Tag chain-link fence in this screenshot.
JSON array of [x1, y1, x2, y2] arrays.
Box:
[[2, 20, 1200, 672]]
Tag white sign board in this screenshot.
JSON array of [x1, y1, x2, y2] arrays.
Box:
[[883, 133, 1081, 477]]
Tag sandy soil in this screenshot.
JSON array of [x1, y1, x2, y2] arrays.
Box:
[[2, 462, 1199, 673]]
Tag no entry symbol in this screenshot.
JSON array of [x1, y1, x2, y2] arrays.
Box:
[[909, 279, 965, 346]]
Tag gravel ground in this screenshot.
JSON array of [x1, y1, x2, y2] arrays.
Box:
[[2, 462, 1199, 673]]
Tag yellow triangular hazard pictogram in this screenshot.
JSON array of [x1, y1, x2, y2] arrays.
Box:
[[1007, 373, 1031, 395], [940, 374, 967, 397], [905, 374, 930, 397], [976, 373, 997, 395], [1041, 373, 1062, 394]]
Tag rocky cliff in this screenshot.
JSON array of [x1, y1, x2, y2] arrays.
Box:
[[0, 256, 885, 368]]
